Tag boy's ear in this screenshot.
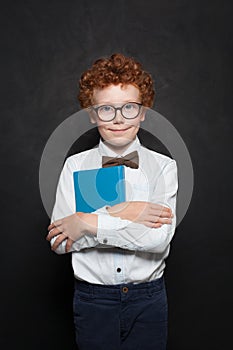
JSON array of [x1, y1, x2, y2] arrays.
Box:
[[88, 108, 97, 124], [139, 106, 147, 122]]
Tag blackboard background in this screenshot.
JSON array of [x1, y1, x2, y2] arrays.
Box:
[[1, 1, 232, 349]]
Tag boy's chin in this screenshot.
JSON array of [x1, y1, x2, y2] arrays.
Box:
[[104, 137, 135, 151]]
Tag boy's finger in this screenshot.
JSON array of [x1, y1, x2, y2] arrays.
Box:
[[51, 233, 66, 250], [48, 220, 62, 231], [65, 238, 74, 253]]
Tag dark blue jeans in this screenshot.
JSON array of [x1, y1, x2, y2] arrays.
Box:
[[73, 276, 168, 350]]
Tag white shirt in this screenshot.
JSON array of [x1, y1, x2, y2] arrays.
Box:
[[51, 137, 178, 285]]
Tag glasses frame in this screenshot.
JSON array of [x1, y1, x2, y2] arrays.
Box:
[[92, 102, 143, 122]]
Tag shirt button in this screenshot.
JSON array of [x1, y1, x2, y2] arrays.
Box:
[[103, 238, 108, 244], [117, 268, 121, 273], [122, 287, 128, 293]]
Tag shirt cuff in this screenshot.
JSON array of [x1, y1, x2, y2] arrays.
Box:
[[96, 214, 131, 246]]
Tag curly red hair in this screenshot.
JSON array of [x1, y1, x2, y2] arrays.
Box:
[[78, 53, 155, 108]]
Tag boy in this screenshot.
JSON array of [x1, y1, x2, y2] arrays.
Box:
[[46, 53, 178, 350]]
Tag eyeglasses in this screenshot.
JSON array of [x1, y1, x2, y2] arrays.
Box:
[[92, 102, 142, 122]]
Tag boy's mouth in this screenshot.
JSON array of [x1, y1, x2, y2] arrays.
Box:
[[107, 127, 132, 133]]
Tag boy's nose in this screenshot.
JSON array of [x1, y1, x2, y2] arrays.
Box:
[[113, 110, 125, 124]]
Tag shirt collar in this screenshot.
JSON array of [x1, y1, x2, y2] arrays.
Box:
[[98, 136, 141, 157]]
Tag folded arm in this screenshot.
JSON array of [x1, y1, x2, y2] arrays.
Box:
[[47, 158, 178, 254], [47, 201, 173, 252]]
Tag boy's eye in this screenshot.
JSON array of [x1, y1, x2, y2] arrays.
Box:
[[99, 105, 113, 113], [125, 103, 134, 110], [103, 106, 111, 111]]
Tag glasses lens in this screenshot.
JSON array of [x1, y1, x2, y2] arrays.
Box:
[[122, 103, 140, 119], [98, 105, 115, 121]]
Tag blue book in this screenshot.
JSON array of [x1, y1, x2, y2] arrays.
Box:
[[73, 165, 125, 213]]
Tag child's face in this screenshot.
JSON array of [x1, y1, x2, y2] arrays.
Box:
[[91, 84, 145, 153]]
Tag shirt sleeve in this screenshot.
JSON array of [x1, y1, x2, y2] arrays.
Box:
[[96, 160, 178, 253]]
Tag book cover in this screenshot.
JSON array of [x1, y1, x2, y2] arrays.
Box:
[[73, 165, 125, 212]]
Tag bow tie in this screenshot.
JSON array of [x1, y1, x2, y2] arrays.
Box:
[[102, 151, 139, 169]]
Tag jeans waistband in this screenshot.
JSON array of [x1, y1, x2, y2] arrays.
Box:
[[74, 276, 165, 295]]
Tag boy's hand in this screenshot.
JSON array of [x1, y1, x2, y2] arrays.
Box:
[[46, 213, 83, 252], [107, 201, 173, 228], [46, 212, 98, 252]]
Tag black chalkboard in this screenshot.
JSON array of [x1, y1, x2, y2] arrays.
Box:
[[1, 1, 232, 349]]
